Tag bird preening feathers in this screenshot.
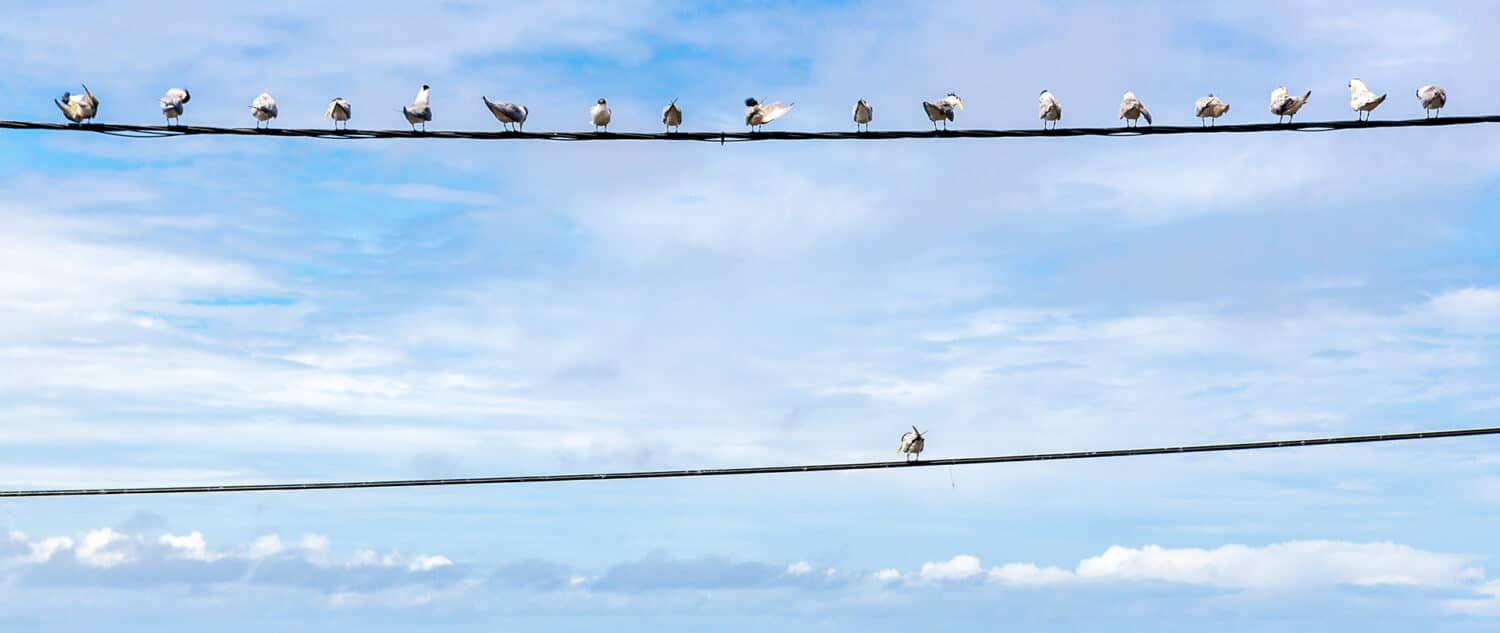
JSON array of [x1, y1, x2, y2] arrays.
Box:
[[744, 97, 794, 131], [55, 84, 99, 124], [1270, 87, 1310, 124], [898, 426, 926, 462]]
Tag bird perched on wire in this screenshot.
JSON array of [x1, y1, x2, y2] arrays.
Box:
[[483, 96, 527, 132], [1348, 78, 1386, 121], [1269, 87, 1310, 124], [922, 93, 963, 131], [1038, 90, 1061, 130], [324, 97, 352, 130], [590, 98, 612, 132], [160, 87, 190, 127], [250, 93, 278, 129], [1193, 94, 1229, 126], [54, 84, 99, 125], [744, 98, 794, 131], [1118, 91, 1151, 127], [852, 98, 873, 132], [662, 99, 682, 133], [898, 427, 926, 462], [1417, 84, 1447, 118], [403, 84, 432, 132]]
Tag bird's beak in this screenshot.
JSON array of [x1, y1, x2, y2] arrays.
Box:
[[955, 99, 964, 110]]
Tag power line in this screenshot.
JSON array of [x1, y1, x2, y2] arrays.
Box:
[[4, 425, 1495, 498], [2, 116, 1498, 142]]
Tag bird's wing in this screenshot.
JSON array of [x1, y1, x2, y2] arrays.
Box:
[[1118, 99, 1132, 118], [1194, 96, 1211, 116], [1139, 102, 1152, 123], [923, 101, 942, 120], [758, 102, 793, 123]]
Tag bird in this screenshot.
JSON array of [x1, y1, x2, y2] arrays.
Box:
[[160, 87, 190, 127], [897, 426, 926, 462], [922, 93, 963, 131], [1118, 91, 1151, 127], [403, 84, 432, 132], [589, 98, 612, 132], [1417, 84, 1447, 118], [1193, 94, 1229, 126], [852, 98, 873, 132], [482, 96, 527, 132], [1348, 78, 1386, 121], [1038, 90, 1062, 130], [324, 97, 352, 130], [1269, 87, 1310, 124], [54, 84, 99, 125], [250, 93, 278, 129], [662, 99, 682, 132], [744, 98, 794, 131]]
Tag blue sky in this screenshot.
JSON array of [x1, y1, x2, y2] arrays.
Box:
[[4, 1, 1500, 630]]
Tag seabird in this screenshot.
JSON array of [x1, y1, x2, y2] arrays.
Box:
[[403, 84, 432, 132], [852, 98, 872, 132], [54, 84, 99, 124], [1038, 90, 1061, 130], [483, 96, 528, 132], [1269, 87, 1310, 124], [922, 93, 962, 131], [590, 98, 611, 132], [1118, 91, 1152, 127], [1348, 78, 1386, 121], [160, 87, 190, 127]]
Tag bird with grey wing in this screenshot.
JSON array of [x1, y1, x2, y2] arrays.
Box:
[[250, 93, 278, 129], [744, 98, 794, 131], [922, 93, 962, 131], [1118, 91, 1151, 127], [590, 98, 611, 132], [1348, 78, 1386, 121], [160, 87, 190, 127], [403, 84, 432, 132], [898, 427, 926, 462], [54, 84, 99, 125], [324, 97, 352, 130], [1193, 94, 1229, 127], [852, 99, 872, 132], [1038, 90, 1061, 130], [1417, 84, 1447, 118], [483, 96, 527, 132], [1269, 87, 1310, 124], [662, 99, 682, 133]]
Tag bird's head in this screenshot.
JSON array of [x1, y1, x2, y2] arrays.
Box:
[[1272, 86, 1287, 99], [1348, 79, 1364, 94], [597, 98, 607, 105], [422, 84, 431, 91], [1122, 90, 1136, 100], [745, 97, 759, 107], [911, 425, 925, 439], [182, 90, 191, 103], [1039, 89, 1049, 96], [946, 92, 963, 109]]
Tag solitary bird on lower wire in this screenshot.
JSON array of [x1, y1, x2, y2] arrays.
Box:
[[1348, 78, 1386, 121], [160, 87, 190, 126], [852, 98, 873, 132], [922, 93, 962, 131], [250, 93, 278, 129], [403, 84, 432, 132], [1193, 93, 1229, 127], [898, 426, 926, 462], [1038, 89, 1062, 130], [662, 98, 682, 132], [483, 96, 528, 131], [324, 97, 352, 130], [1118, 91, 1151, 127], [590, 98, 612, 132], [55, 84, 99, 124], [1270, 86, 1310, 124], [1418, 84, 1447, 118]]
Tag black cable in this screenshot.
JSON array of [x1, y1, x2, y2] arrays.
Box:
[[2, 115, 1497, 142], [4, 425, 1495, 498]]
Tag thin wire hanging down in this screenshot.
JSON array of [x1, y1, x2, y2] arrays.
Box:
[[3, 425, 1495, 498], [3, 115, 1499, 142]]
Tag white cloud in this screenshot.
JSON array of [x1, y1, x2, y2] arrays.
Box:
[[75, 528, 135, 568], [785, 560, 813, 576], [918, 555, 985, 583], [1424, 287, 1500, 327], [245, 535, 286, 560], [871, 568, 901, 583], [159, 532, 221, 562], [988, 562, 1073, 586], [408, 555, 454, 573]]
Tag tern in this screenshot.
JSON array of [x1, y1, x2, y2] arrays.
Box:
[[483, 96, 527, 132], [160, 87, 190, 127], [744, 98, 794, 131], [1038, 90, 1061, 130], [1118, 91, 1152, 127], [1269, 87, 1310, 124], [403, 84, 432, 132], [54, 84, 99, 125], [1417, 84, 1447, 118], [590, 98, 611, 132], [922, 93, 962, 131], [250, 93, 278, 129], [852, 98, 872, 132], [898, 426, 926, 462], [1348, 78, 1386, 121], [1193, 94, 1229, 126], [662, 99, 682, 133], [324, 97, 352, 130]]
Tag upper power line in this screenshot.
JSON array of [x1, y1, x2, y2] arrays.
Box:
[[3, 425, 1495, 498]]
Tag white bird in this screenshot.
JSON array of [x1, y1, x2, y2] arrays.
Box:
[[744, 98, 794, 131], [1348, 78, 1386, 121], [160, 87, 190, 127], [1417, 84, 1447, 119], [1118, 91, 1151, 127], [589, 98, 612, 132], [324, 97, 352, 130], [852, 98, 873, 132], [897, 426, 926, 462], [1038, 89, 1061, 130], [662, 99, 682, 132], [1269, 87, 1310, 124], [482, 96, 527, 132], [1193, 93, 1229, 126], [250, 93, 278, 129], [54, 84, 99, 124], [922, 93, 963, 131], [403, 84, 432, 132]]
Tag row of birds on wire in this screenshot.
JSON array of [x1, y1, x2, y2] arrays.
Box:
[[49, 79, 1450, 132]]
